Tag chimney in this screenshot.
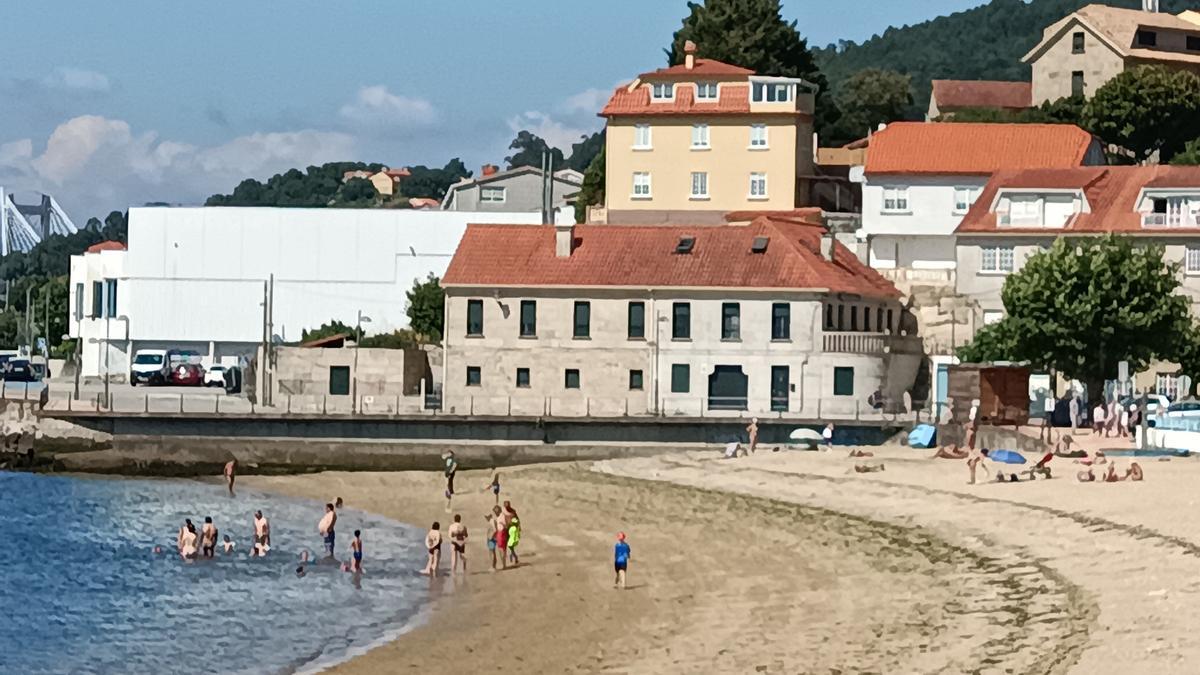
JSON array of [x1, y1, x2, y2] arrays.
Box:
[[555, 222, 574, 258], [820, 232, 834, 261], [1144, 0, 1160, 12], [481, 164, 499, 177], [684, 40, 697, 70]]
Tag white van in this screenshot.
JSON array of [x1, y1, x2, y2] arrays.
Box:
[[130, 349, 168, 386]]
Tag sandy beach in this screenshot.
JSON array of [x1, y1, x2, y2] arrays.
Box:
[[240, 430, 1200, 674]]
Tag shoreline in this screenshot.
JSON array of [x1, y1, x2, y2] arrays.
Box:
[[243, 458, 1099, 674]]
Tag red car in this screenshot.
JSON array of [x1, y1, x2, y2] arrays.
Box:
[[167, 363, 204, 386]]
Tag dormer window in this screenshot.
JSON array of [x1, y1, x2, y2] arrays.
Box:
[[1137, 30, 1157, 47], [695, 82, 718, 101], [1144, 195, 1199, 228], [751, 81, 792, 103], [997, 192, 1080, 228], [651, 82, 674, 101]]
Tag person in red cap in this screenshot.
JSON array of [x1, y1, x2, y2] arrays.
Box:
[[613, 532, 631, 590]]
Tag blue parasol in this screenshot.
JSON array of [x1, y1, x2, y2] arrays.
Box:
[[987, 449, 1026, 464]]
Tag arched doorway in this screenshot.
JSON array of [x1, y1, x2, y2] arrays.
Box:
[[708, 365, 748, 411]]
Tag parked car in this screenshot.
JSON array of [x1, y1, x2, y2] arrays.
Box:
[[1164, 400, 1200, 417], [204, 365, 227, 387], [167, 362, 204, 387], [3, 359, 39, 382], [1119, 394, 1170, 415], [130, 349, 168, 386]]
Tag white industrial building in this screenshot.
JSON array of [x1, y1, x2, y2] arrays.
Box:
[[69, 206, 567, 380]]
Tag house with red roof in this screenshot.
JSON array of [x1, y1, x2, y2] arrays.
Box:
[[860, 122, 1104, 271], [925, 80, 1032, 120], [598, 41, 819, 225], [440, 216, 922, 417]]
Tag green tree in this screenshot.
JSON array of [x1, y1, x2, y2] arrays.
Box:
[[360, 329, 426, 349], [669, 0, 836, 133], [832, 68, 912, 140], [405, 274, 444, 340], [505, 130, 565, 170], [1170, 138, 1200, 166], [402, 159, 472, 200], [958, 236, 1199, 402], [1084, 65, 1200, 163], [944, 95, 1086, 125], [334, 177, 378, 205], [566, 130, 604, 173], [299, 320, 353, 344], [574, 146, 605, 224]]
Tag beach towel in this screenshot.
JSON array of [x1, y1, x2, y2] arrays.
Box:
[[908, 424, 936, 449]]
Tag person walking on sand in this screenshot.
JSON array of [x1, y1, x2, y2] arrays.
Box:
[[613, 532, 631, 590], [254, 510, 271, 553], [1068, 395, 1080, 432], [967, 447, 990, 485], [448, 514, 468, 574], [1092, 402, 1106, 435], [350, 530, 363, 573], [485, 513, 498, 571], [223, 458, 237, 497], [492, 505, 509, 570], [442, 451, 459, 511], [967, 399, 980, 450], [1119, 404, 1130, 439], [423, 522, 442, 576], [319, 503, 337, 560], [822, 422, 834, 449], [201, 516, 218, 558], [746, 417, 760, 454], [484, 467, 501, 505], [505, 504, 521, 566]]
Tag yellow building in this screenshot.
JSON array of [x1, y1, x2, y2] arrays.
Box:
[[598, 42, 816, 224]]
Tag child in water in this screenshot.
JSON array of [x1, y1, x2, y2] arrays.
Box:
[[222, 535, 235, 554], [350, 530, 363, 573]]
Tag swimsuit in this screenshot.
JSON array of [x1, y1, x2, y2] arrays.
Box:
[[324, 530, 336, 555]]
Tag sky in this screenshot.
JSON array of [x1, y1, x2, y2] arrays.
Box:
[[0, 0, 987, 220]]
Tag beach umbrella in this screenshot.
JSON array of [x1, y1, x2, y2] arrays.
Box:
[[787, 428, 822, 448], [987, 449, 1026, 464]]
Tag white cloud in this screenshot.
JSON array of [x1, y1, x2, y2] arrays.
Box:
[[0, 115, 356, 217], [506, 111, 591, 155], [42, 67, 111, 93], [561, 87, 614, 115], [338, 85, 436, 127]]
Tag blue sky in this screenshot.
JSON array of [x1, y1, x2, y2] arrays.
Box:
[[0, 0, 985, 219]]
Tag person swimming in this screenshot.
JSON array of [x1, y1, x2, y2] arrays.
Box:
[[222, 535, 235, 554]]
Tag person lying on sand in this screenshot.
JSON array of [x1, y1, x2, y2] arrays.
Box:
[[1124, 462, 1144, 481], [1077, 468, 1096, 482], [848, 449, 874, 458], [723, 442, 745, 459], [1053, 436, 1086, 458], [933, 445, 968, 460], [854, 463, 885, 473]]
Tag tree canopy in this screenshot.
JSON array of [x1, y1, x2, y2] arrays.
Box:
[[1084, 65, 1200, 163], [402, 159, 472, 200], [831, 68, 912, 140], [206, 162, 387, 207], [574, 146, 606, 224], [506, 131, 565, 171], [958, 236, 1200, 401], [566, 130, 604, 173], [939, 94, 1085, 125], [405, 274, 444, 341]]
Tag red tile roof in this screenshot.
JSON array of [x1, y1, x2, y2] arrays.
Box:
[[601, 82, 758, 117], [956, 166, 1200, 235], [864, 122, 1096, 175], [639, 59, 754, 80], [85, 240, 127, 253], [443, 217, 900, 299], [931, 80, 1032, 111], [383, 168, 411, 178]]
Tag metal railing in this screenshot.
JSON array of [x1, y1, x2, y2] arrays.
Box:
[[1142, 213, 1200, 228]]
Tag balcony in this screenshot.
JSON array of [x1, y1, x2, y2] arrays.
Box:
[[1142, 212, 1200, 228], [823, 332, 923, 355]]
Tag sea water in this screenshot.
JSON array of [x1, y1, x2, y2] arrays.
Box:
[[0, 473, 428, 674]]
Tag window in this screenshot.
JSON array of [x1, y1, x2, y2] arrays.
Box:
[[721, 302, 740, 340], [627, 301, 645, 339], [749, 173, 768, 199], [695, 82, 718, 100], [691, 124, 710, 149], [1157, 373, 1181, 399], [671, 364, 690, 393], [876, 308, 884, 333], [953, 187, 980, 214], [887, 309, 894, 333], [751, 81, 791, 103], [519, 300, 537, 337], [1071, 71, 1084, 97], [516, 368, 530, 388], [74, 282, 83, 320], [480, 186, 506, 203], [465, 366, 482, 387], [980, 245, 1015, 273], [1187, 246, 1200, 274], [983, 310, 1004, 325], [1006, 196, 1041, 225], [771, 303, 790, 340], [105, 279, 118, 318], [634, 124, 652, 149], [690, 172, 709, 199], [836, 304, 845, 331], [882, 186, 909, 213], [466, 299, 484, 336], [749, 124, 768, 148], [91, 281, 103, 318], [329, 366, 350, 395], [824, 303, 834, 330], [672, 302, 691, 339], [632, 172, 652, 198], [651, 82, 673, 100], [863, 307, 871, 332], [850, 305, 858, 331], [1072, 31, 1085, 53], [1189, 36, 1200, 51], [629, 370, 644, 390], [573, 301, 591, 338], [564, 369, 580, 389], [833, 367, 854, 396], [1136, 30, 1157, 47]]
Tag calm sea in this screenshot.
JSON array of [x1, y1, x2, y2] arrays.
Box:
[[0, 473, 428, 674]]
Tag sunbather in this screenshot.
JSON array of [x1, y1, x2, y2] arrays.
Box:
[[1125, 462, 1144, 481], [1077, 468, 1096, 482], [854, 463, 885, 473], [1103, 464, 1120, 482], [848, 449, 874, 458], [934, 444, 969, 459], [1054, 436, 1086, 458]]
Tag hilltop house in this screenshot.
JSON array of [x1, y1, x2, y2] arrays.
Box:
[[597, 41, 817, 224], [369, 168, 410, 197], [925, 80, 1032, 120], [440, 214, 921, 418], [1024, 2, 1200, 104], [859, 122, 1104, 271]]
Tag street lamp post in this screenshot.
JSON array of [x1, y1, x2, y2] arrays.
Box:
[[352, 310, 372, 413], [92, 315, 130, 410]]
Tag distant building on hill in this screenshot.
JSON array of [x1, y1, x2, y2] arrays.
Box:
[[441, 165, 581, 213], [1024, 2, 1200, 104], [369, 168, 410, 197], [925, 80, 1032, 120], [597, 41, 817, 224]]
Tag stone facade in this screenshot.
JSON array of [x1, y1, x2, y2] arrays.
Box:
[[273, 346, 430, 413]]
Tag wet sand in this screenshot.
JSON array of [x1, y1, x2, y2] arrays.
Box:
[[245, 450, 1118, 674]]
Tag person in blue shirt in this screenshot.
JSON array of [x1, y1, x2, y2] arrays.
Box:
[[613, 532, 631, 590]]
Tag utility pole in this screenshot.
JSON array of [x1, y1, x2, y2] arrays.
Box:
[[260, 279, 268, 407], [267, 274, 275, 407], [43, 290, 50, 358], [24, 286, 32, 353]]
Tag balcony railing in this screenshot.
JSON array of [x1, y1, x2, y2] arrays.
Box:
[[823, 332, 923, 355], [1142, 213, 1200, 228]]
